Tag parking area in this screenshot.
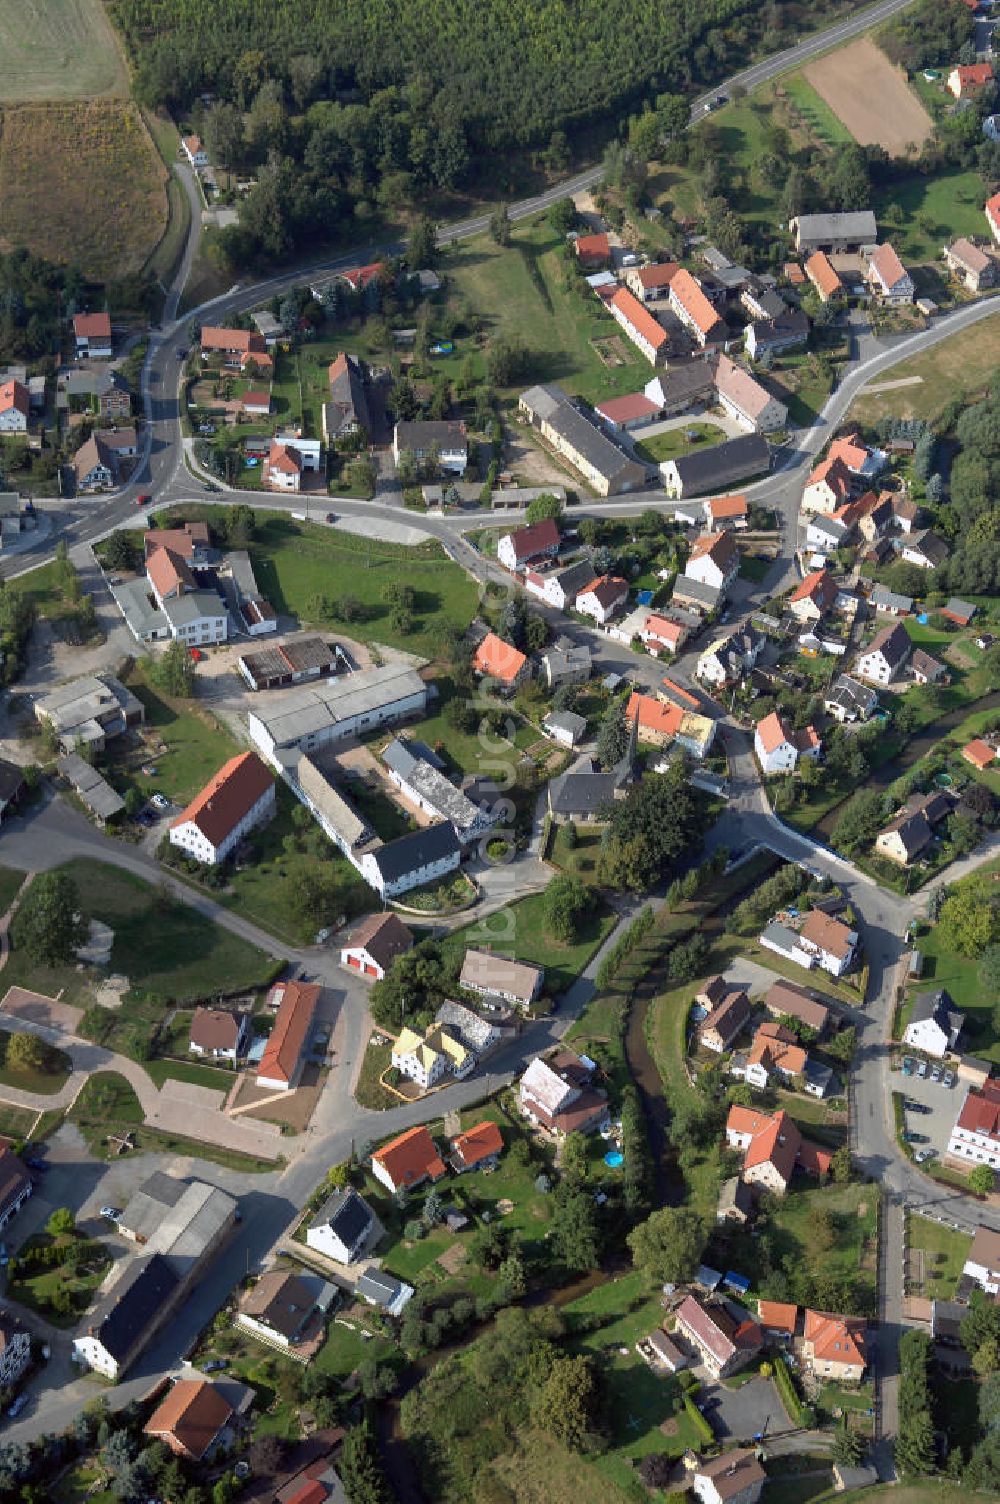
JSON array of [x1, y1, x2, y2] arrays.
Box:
[[699, 1375, 783, 1441], [896, 1056, 961, 1162]]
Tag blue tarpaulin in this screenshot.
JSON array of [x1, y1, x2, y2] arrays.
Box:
[[636, 589, 654, 606], [724, 1271, 750, 1294]]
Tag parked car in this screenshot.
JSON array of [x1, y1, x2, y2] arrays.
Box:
[[943, 1070, 955, 1088], [99, 1206, 121, 1221], [931, 1065, 943, 1083], [326, 513, 337, 524], [203, 1359, 228, 1373], [915, 1149, 936, 1164], [24, 1157, 48, 1173], [901, 1056, 916, 1076], [908, 1133, 930, 1144], [917, 1060, 929, 1078], [150, 793, 170, 812], [906, 1100, 931, 1114], [135, 494, 150, 507]]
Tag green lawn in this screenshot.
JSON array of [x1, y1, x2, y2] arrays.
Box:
[[908, 1214, 971, 1300], [103, 664, 243, 807], [0, 867, 25, 918], [549, 823, 607, 885], [875, 169, 987, 264], [634, 422, 729, 465], [354, 1038, 397, 1110], [445, 220, 651, 406], [738, 553, 771, 583], [246, 514, 480, 656], [0, 1033, 71, 1096], [444, 889, 617, 998], [6, 1230, 112, 1327], [314, 1317, 397, 1379], [907, 856, 1000, 1058], [143, 1057, 231, 1092], [222, 783, 373, 944], [0, 1102, 39, 1141], [782, 73, 856, 147]]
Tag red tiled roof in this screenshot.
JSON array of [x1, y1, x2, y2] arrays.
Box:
[[956, 1081, 1000, 1140], [609, 288, 670, 351], [373, 1125, 446, 1188], [633, 262, 679, 289], [578, 574, 628, 609], [626, 691, 683, 739], [743, 1109, 800, 1181], [241, 388, 271, 409], [0, 380, 29, 420], [806, 456, 851, 501], [257, 980, 321, 1086], [805, 251, 843, 299], [594, 393, 660, 425], [988, 192, 1000, 229], [341, 262, 383, 289], [147, 545, 195, 599], [145, 1380, 233, 1460], [868, 243, 908, 291], [669, 268, 722, 337], [643, 614, 683, 645], [756, 711, 792, 755], [758, 1300, 798, 1335], [953, 62, 994, 89], [285, 1482, 327, 1504], [268, 441, 301, 475], [827, 433, 870, 472], [790, 567, 837, 609], [452, 1119, 504, 1168], [171, 751, 274, 847], [473, 630, 527, 685], [575, 233, 610, 264], [764, 981, 830, 1033], [963, 738, 997, 770], [804, 1309, 866, 1367], [707, 494, 748, 521], [73, 311, 112, 339], [660, 676, 700, 709], [689, 530, 738, 570], [505, 518, 560, 560], [201, 326, 267, 355], [345, 911, 413, 970], [800, 908, 855, 961], [143, 522, 209, 560]]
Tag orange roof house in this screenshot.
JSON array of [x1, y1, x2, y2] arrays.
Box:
[[256, 980, 321, 1090], [0, 380, 30, 426], [963, 738, 997, 771], [143, 522, 210, 561], [574, 232, 611, 268], [803, 456, 852, 511], [608, 287, 670, 358], [705, 494, 748, 528], [669, 268, 724, 344], [747, 1021, 807, 1080], [372, 1125, 446, 1193], [987, 191, 1000, 243], [758, 1300, 799, 1337], [473, 630, 528, 688], [803, 1309, 867, 1378], [949, 62, 994, 97], [169, 751, 275, 862], [147, 545, 196, 602], [144, 1380, 233, 1461], [73, 311, 112, 341], [451, 1119, 504, 1171], [725, 1104, 831, 1192], [200, 326, 267, 358], [804, 251, 843, 302], [789, 567, 838, 617], [625, 691, 683, 745]]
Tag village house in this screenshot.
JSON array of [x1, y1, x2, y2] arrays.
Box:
[[256, 980, 320, 1092], [668, 268, 726, 347], [435, 1000, 502, 1060], [801, 456, 852, 514], [699, 986, 752, 1053], [0, 379, 30, 435], [450, 1118, 504, 1173], [169, 751, 275, 866], [58, 366, 132, 419], [323, 351, 371, 443], [383, 736, 497, 845], [644, 363, 717, 415], [875, 804, 934, 867], [575, 574, 629, 625], [804, 251, 844, 303], [144, 1381, 235, 1462], [236, 1270, 332, 1356], [856, 621, 912, 684], [574, 232, 610, 269], [754, 711, 821, 775], [964, 737, 998, 771], [764, 979, 831, 1036], [472, 630, 529, 692], [391, 1023, 472, 1089], [987, 191, 1000, 245], [904, 989, 964, 1059], [460, 948, 544, 1010], [948, 62, 994, 98], [340, 911, 413, 981], [806, 512, 852, 554], [948, 1081, 1000, 1173], [497, 517, 561, 573], [901, 530, 949, 571], [943, 598, 976, 627], [705, 494, 749, 530], [725, 1105, 832, 1192], [188, 1006, 249, 1061], [393, 420, 468, 476], [181, 134, 208, 168], [541, 643, 592, 689], [758, 1301, 799, 1344], [943, 238, 998, 292], [788, 567, 838, 623], [685, 530, 740, 593], [661, 434, 770, 499], [624, 261, 680, 301], [519, 384, 647, 496], [673, 1294, 763, 1378], [200, 326, 269, 370], [714, 354, 788, 433], [696, 625, 762, 687], [741, 1022, 807, 1090], [869, 583, 913, 618], [745, 307, 810, 359], [525, 559, 594, 612], [371, 1125, 446, 1194], [863, 243, 914, 305], [607, 287, 670, 365], [519, 1051, 609, 1137], [73, 433, 119, 492], [799, 909, 857, 977], [742, 279, 787, 322], [627, 691, 716, 759], [639, 613, 688, 655], [828, 432, 887, 484], [910, 648, 948, 686], [73, 311, 113, 359], [593, 392, 661, 431], [789, 211, 877, 254], [265, 441, 302, 493], [689, 1449, 766, 1504], [802, 1310, 867, 1383], [963, 1225, 1000, 1294], [306, 1186, 377, 1264]]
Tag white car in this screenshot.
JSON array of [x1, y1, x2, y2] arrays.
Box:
[[915, 1150, 936, 1164], [150, 793, 170, 812], [99, 1206, 121, 1221]]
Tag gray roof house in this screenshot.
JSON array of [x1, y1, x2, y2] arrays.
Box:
[[660, 433, 770, 498], [518, 384, 648, 496], [790, 211, 878, 252], [355, 1268, 414, 1316], [306, 1186, 376, 1265], [903, 989, 964, 1059]]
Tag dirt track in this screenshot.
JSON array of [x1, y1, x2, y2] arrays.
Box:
[[804, 36, 932, 153]]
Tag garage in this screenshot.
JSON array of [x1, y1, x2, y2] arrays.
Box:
[[346, 954, 362, 970]]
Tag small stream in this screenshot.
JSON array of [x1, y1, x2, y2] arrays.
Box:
[[812, 688, 1000, 843]]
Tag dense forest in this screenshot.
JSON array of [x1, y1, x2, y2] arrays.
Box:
[[110, 0, 866, 267]]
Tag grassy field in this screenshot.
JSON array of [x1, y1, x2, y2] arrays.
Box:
[[0, 0, 128, 101], [851, 317, 1000, 424], [549, 823, 607, 885], [247, 515, 480, 657], [143, 1057, 231, 1093], [445, 219, 651, 405], [0, 100, 167, 280], [0, 1033, 71, 1096], [875, 168, 986, 264], [445, 889, 617, 998], [6, 1229, 111, 1326], [634, 422, 728, 465], [908, 1214, 971, 1299], [0, 1103, 39, 1141], [907, 855, 1000, 1059], [104, 664, 243, 807], [0, 867, 25, 919], [782, 72, 856, 147]]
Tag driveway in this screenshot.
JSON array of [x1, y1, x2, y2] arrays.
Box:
[[699, 1375, 786, 1441]]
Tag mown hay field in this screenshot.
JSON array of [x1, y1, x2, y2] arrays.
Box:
[[0, 101, 168, 279], [801, 36, 933, 154], [0, 0, 128, 101]]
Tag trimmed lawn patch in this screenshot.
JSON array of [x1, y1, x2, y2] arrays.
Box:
[[0, 1032, 71, 1096], [549, 823, 607, 885], [875, 169, 986, 265], [0, 867, 25, 918], [143, 1057, 231, 1093], [6, 1229, 112, 1326], [0, 1102, 38, 1141], [634, 422, 729, 465], [315, 1318, 397, 1379], [354, 1038, 397, 1110], [445, 889, 616, 997]]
